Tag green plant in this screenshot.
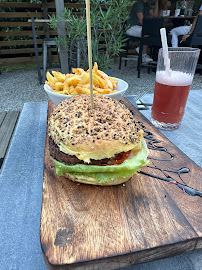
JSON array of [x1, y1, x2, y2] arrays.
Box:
[[49, 0, 130, 71]]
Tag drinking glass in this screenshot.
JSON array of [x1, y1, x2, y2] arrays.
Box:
[[175, 9, 181, 16], [151, 47, 200, 130]]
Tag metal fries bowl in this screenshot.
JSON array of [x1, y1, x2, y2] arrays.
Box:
[[44, 77, 128, 105]]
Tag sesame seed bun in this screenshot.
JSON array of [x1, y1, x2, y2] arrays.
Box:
[[48, 95, 143, 163], [62, 173, 132, 186]]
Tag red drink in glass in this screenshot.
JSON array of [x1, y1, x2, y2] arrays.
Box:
[[151, 48, 200, 130], [151, 71, 193, 129]]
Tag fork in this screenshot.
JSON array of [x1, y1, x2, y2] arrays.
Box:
[[133, 90, 148, 103]]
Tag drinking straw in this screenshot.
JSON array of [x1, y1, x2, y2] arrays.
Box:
[[85, 0, 94, 109], [160, 28, 170, 73]]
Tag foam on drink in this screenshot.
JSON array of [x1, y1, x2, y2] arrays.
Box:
[[156, 70, 193, 86]]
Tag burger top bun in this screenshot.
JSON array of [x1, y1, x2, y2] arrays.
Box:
[[48, 95, 143, 163]]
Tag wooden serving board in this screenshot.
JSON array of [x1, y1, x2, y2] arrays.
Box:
[[41, 99, 202, 270]]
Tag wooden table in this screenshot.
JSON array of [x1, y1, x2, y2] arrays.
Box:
[[0, 111, 20, 168], [165, 15, 195, 27], [0, 93, 201, 270]]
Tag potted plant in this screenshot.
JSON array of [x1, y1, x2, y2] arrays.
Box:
[[49, 0, 130, 73]]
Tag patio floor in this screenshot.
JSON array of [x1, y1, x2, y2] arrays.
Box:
[[1, 59, 202, 112]]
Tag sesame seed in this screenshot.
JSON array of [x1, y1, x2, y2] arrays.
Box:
[[50, 95, 141, 148]]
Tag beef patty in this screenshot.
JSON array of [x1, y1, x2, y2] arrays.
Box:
[[49, 137, 119, 165]]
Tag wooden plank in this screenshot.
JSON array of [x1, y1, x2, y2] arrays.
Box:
[[0, 12, 44, 18], [0, 2, 42, 8], [0, 2, 132, 9], [41, 99, 202, 268], [1, 31, 43, 37], [0, 111, 20, 160], [0, 22, 44, 27], [47, 3, 86, 8], [0, 55, 59, 67], [46, 2, 131, 9], [0, 47, 57, 55], [1, 31, 35, 37], [0, 11, 57, 19], [0, 30, 57, 37], [0, 39, 43, 46], [47, 30, 58, 36], [0, 56, 42, 66]]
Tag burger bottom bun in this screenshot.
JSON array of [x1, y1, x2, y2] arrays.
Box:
[[64, 173, 132, 186]]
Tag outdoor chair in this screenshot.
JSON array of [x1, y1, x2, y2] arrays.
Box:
[[31, 17, 60, 85], [31, 17, 42, 84], [119, 35, 140, 69], [137, 17, 165, 78], [42, 38, 59, 83]]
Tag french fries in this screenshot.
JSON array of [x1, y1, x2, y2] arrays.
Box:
[[45, 63, 118, 96]]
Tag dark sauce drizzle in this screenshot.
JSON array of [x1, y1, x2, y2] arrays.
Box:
[[140, 170, 202, 197], [147, 164, 189, 185], [136, 121, 202, 197], [123, 106, 202, 197], [138, 121, 174, 161]]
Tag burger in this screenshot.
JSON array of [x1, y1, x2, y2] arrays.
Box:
[[48, 95, 149, 186]]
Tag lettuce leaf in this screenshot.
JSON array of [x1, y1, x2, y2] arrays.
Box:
[[66, 170, 138, 183], [52, 139, 149, 183]]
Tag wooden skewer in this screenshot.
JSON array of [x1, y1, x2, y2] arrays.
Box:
[[85, 0, 94, 109]]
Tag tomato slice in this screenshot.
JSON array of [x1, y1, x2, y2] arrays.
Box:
[[101, 150, 132, 166]]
